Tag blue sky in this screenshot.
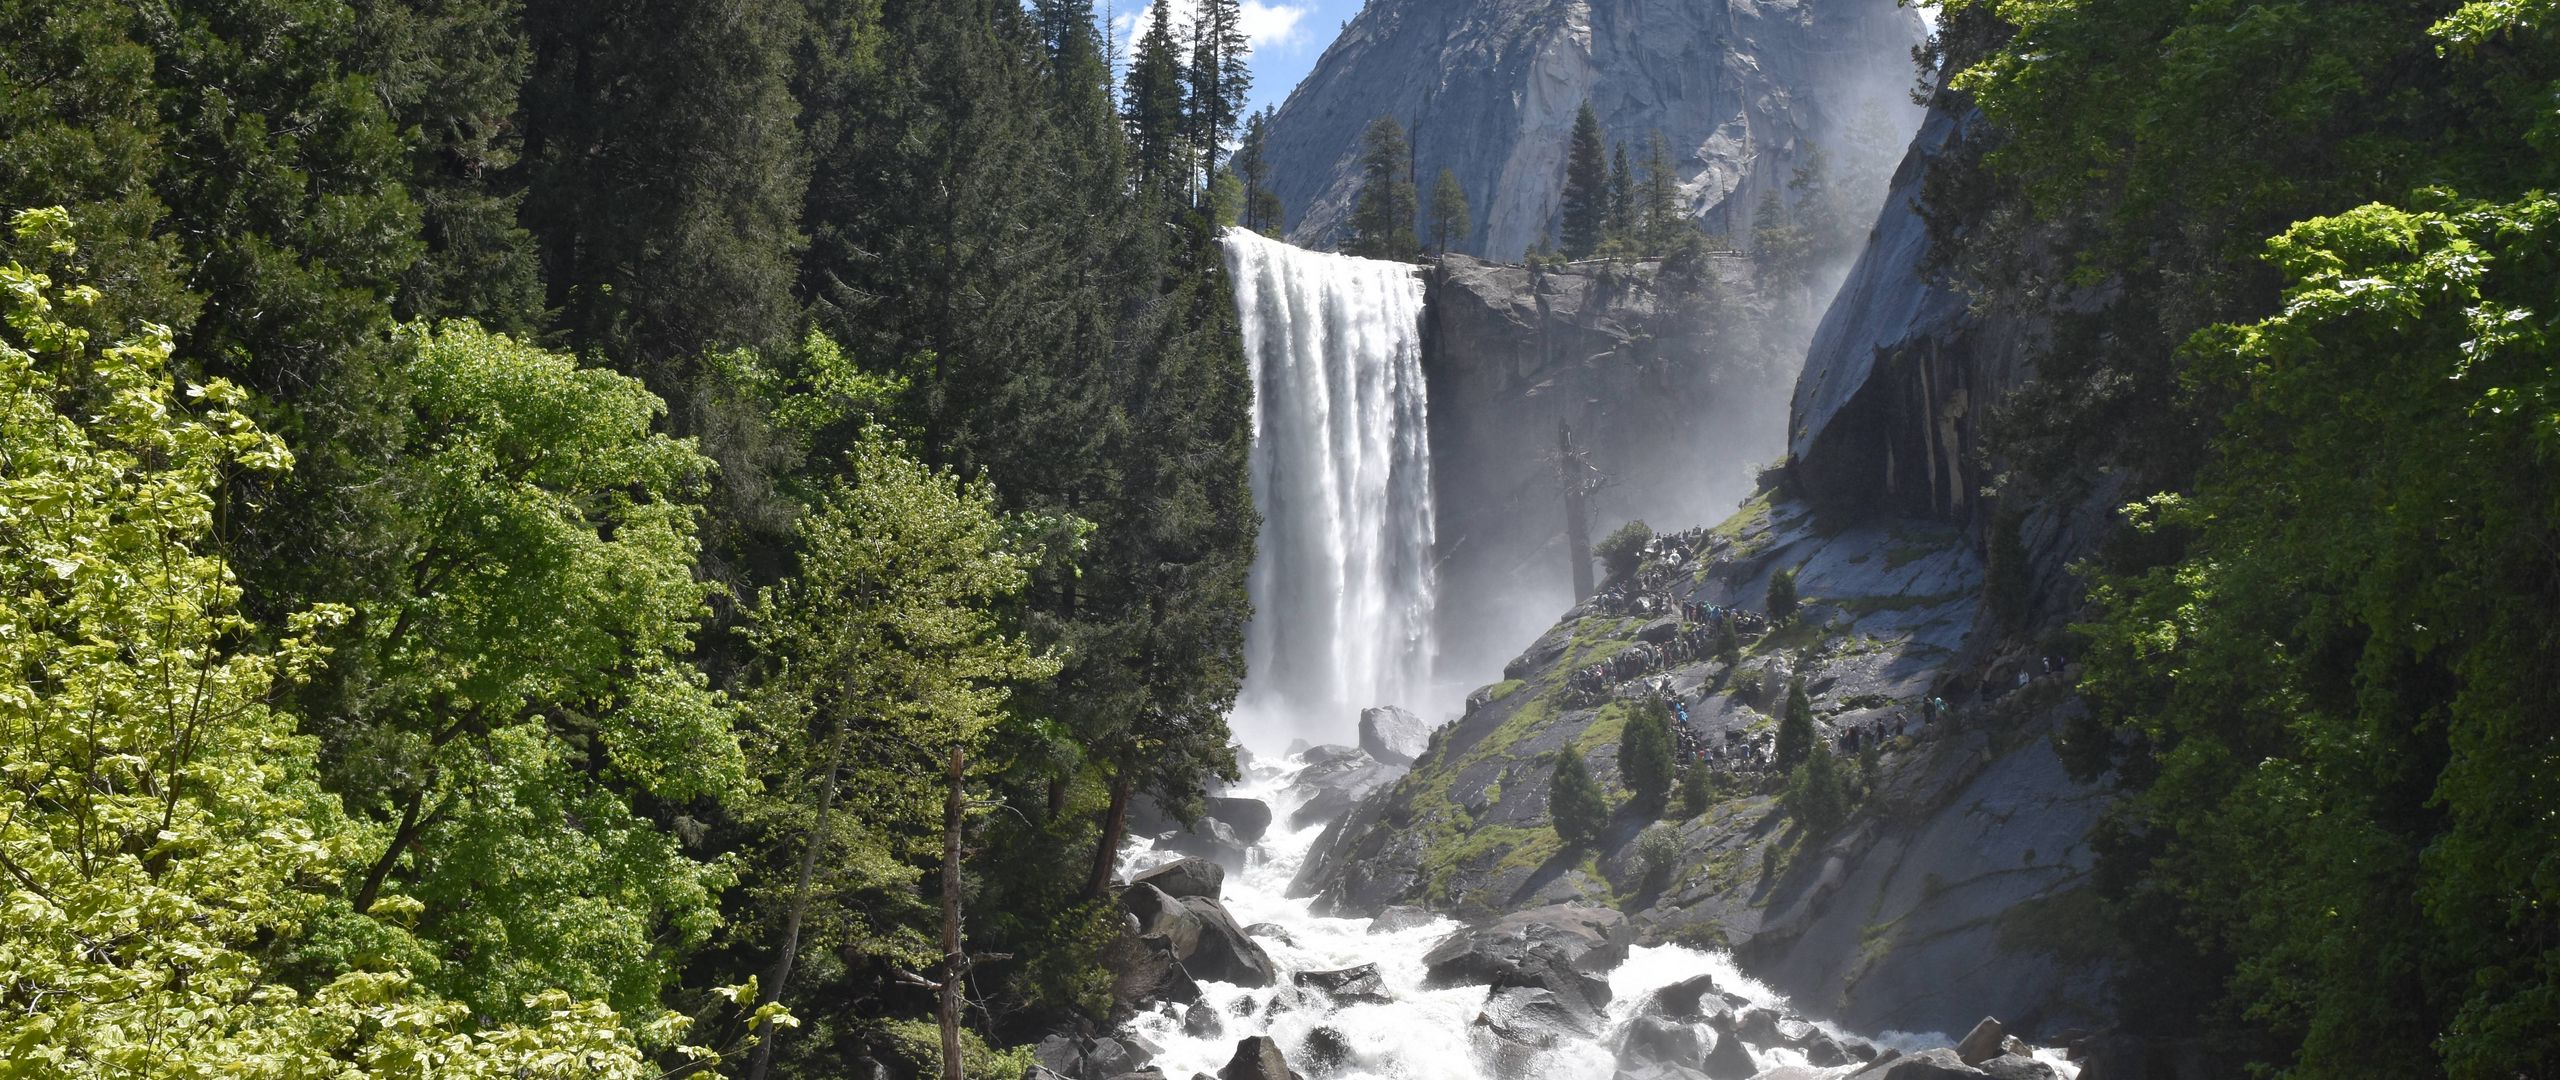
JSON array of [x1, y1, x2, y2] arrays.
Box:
[[1107, 0, 1364, 118]]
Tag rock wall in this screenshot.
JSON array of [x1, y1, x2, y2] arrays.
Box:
[[1259, 0, 1925, 260], [1421, 252, 1792, 697]]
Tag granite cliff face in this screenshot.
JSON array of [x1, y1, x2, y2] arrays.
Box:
[[1421, 251, 1795, 695], [1261, 0, 1925, 260]]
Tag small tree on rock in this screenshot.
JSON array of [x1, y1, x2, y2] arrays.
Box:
[[1596, 518, 1653, 585], [1785, 742, 1853, 835], [1429, 167, 1472, 255], [1347, 116, 1421, 261], [1619, 699, 1678, 816], [1766, 565, 1800, 621], [1776, 676, 1816, 772], [1679, 757, 1717, 817], [1550, 750, 1610, 848], [1560, 102, 1609, 259]]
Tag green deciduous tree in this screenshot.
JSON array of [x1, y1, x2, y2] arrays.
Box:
[[1595, 519, 1652, 585]]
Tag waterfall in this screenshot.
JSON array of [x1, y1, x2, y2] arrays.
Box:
[[1221, 229, 1438, 749]]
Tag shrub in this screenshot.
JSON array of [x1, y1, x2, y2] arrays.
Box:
[[1619, 698, 1677, 815], [1596, 519, 1653, 585], [1678, 760, 1717, 817], [1637, 823, 1683, 881]]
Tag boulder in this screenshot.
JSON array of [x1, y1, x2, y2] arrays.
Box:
[[1102, 930, 1201, 1014], [1177, 896, 1278, 987], [1874, 1048, 1989, 1079], [1298, 1027, 1355, 1077], [1471, 986, 1596, 1080], [1700, 1029, 1759, 1080], [1616, 1066, 1712, 1080], [1184, 1002, 1223, 1039], [1955, 1018, 2008, 1066], [1286, 748, 1407, 829], [1644, 973, 1724, 1020], [1035, 1033, 1161, 1080], [1369, 905, 1438, 934], [1734, 1008, 1787, 1049], [1358, 706, 1432, 765], [1157, 818, 1250, 875], [1636, 617, 1682, 644], [1120, 884, 1202, 956], [1219, 1036, 1301, 1080], [1804, 1031, 1853, 1068], [1134, 858, 1225, 902], [1979, 1054, 2057, 1080], [1422, 903, 1631, 1016], [1243, 922, 1297, 947], [1294, 963, 1392, 1006], [1203, 797, 1274, 844], [1616, 1015, 1703, 1071], [1024, 1067, 1073, 1080]]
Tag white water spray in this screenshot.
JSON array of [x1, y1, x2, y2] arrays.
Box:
[[1222, 230, 1438, 749]]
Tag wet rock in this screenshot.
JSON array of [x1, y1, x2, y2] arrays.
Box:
[[1422, 903, 1630, 1016], [1102, 930, 1201, 1014], [1700, 1029, 1759, 1080], [1979, 1054, 2057, 1080], [1184, 1003, 1224, 1039], [1644, 973, 1736, 1022], [1955, 1018, 2007, 1066], [1734, 1007, 1788, 1049], [1219, 1036, 1302, 1080], [1298, 1027, 1355, 1077], [1134, 858, 1225, 902], [1286, 747, 1407, 829], [1369, 905, 1438, 934], [1294, 963, 1392, 1006], [1874, 1048, 1989, 1079], [1243, 922, 1297, 946], [1177, 896, 1277, 987], [1034, 1033, 1160, 1080], [1615, 1015, 1703, 1071], [1024, 1067, 1073, 1080], [1804, 1031, 1853, 1067], [1157, 818, 1251, 875], [1121, 884, 1201, 955], [1204, 798, 1274, 844], [1359, 706, 1432, 765], [1471, 986, 1597, 1080], [1615, 1065, 1711, 1080]]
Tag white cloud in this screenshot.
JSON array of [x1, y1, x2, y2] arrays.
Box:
[[1112, 2, 1314, 55]]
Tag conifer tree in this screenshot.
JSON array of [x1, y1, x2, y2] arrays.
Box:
[[1777, 676, 1817, 772], [1640, 131, 1685, 254], [1550, 750, 1611, 848], [1620, 699, 1678, 816], [1429, 167, 1472, 254], [1124, 1, 1188, 200], [1607, 143, 1636, 243], [1560, 102, 1609, 258], [1189, 0, 1252, 199], [1237, 108, 1286, 234], [1346, 115, 1421, 260]]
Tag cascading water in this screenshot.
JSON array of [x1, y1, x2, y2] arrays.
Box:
[[1221, 229, 1438, 749]]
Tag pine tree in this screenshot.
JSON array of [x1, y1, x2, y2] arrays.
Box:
[[1619, 699, 1678, 816], [1767, 565, 1800, 621], [1679, 755, 1717, 817], [1189, 0, 1252, 200], [1777, 676, 1817, 772], [1124, 0, 1188, 200], [1607, 142, 1635, 244], [1550, 750, 1611, 848], [1237, 108, 1285, 234], [1785, 742, 1853, 835], [1560, 102, 1609, 258], [1640, 131, 1685, 254], [1346, 115, 1420, 260], [1429, 167, 1472, 254]]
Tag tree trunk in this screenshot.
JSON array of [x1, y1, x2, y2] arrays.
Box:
[[1084, 769, 1134, 898], [940, 746, 968, 1080], [1561, 420, 1595, 603], [746, 722, 848, 1080]]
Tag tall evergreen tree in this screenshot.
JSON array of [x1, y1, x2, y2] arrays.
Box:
[[1188, 0, 1251, 200], [1560, 102, 1609, 258], [1236, 107, 1285, 234], [1776, 676, 1816, 772], [520, 0, 808, 390], [1607, 142, 1635, 243], [1123, 1, 1187, 200], [1429, 167, 1472, 254], [1346, 115, 1420, 261], [1639, 131, 1684, 254], [1550, 750, 1610, 848]]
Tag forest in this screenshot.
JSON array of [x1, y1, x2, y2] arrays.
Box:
[[5, 0, 2559, 1077], [1, 0, 1262, 1075]]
